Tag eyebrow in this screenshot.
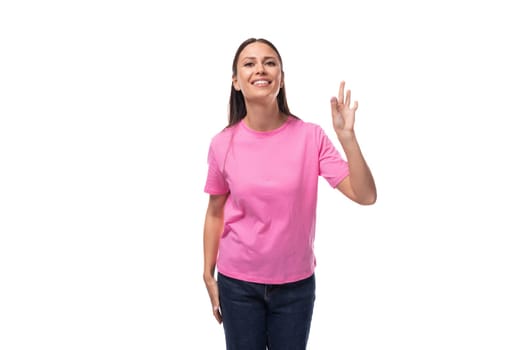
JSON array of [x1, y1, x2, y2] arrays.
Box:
[[241, 56, 278, 61]]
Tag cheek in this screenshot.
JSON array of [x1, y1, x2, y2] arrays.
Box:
[[276, 71, 284, 86], [235, 71, 250, 87]]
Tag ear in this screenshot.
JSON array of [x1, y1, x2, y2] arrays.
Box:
[[232, 75, 241, 91], [280, 72, 285, 88]]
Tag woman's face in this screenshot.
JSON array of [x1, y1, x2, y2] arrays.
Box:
[[232, 42, 283, 103]]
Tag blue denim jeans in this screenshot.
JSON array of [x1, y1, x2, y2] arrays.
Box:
[[217, 272, 316, 350]]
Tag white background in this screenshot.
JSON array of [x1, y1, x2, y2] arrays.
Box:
[[1, 0, 524, 349]]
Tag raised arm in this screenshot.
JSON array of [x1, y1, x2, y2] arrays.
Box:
[[330, 81, 377, 205]]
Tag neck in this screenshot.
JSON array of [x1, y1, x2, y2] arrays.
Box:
[[244, 103, 286, 131]]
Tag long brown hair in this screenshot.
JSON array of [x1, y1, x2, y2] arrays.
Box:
[[227, 38, 297, 127]]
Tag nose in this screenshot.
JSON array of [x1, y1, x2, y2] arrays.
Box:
[[255, 62, 266, 74]]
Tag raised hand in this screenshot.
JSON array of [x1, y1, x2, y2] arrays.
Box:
[[330, 81, 358, 140]]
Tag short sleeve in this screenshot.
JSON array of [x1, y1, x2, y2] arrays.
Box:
[[204, 142, 229, 195], [317, 127, 349, 188]]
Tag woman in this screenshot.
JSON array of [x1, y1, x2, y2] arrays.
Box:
[[203, 37, 376, 349]]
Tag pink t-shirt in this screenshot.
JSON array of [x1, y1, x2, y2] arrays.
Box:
[[204, 116, 349, 284]]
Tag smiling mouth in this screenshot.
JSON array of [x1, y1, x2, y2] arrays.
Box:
[[252, 80, 271, 86]]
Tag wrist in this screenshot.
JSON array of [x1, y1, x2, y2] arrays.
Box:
[[337, 130, 356, 143], [203, 270, 216, 283]]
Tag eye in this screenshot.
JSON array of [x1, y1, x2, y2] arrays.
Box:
[[265, 61, 277, 66], [243, 62, 254, 67]]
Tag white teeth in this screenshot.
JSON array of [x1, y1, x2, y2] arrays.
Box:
[[253, 80, 269, 86]]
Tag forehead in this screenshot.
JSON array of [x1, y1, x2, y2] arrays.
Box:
[[239, 42, 278, 60]]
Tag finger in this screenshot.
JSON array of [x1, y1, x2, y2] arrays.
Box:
[[353, 100, 359, 111], [338, 81, 345, 103], [213, 305, 223, 324], [345, 89, 351, 108], [330, 97, 339, 120]]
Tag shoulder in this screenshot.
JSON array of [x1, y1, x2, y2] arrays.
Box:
[[288, 117, 327, 139], [288, 117, 323, 133], [209, 124, 237, 148]]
